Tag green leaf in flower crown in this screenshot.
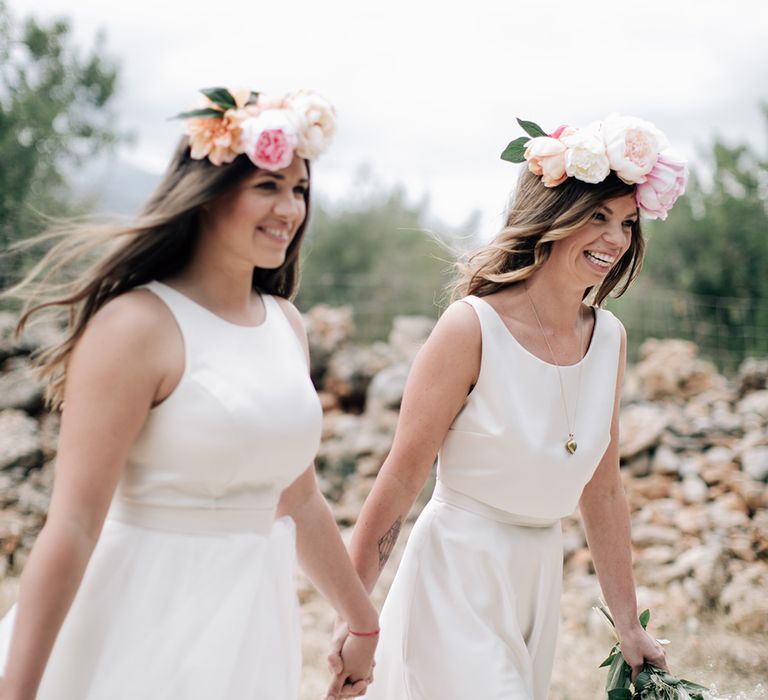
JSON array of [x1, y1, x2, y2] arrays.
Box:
[[170, 107, 223, 121], [200, 87, 237, 110], [607, 689, 633, 700], [639, 609, 651, 629], [516, 118, 547, 138], [500, 136, 529, 163]]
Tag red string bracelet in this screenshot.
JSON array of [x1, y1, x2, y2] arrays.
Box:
[[348, 627, 380, 637]]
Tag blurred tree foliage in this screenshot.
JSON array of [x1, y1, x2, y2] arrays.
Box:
[[298, 176, 477, 340], [612, 107, 768, 367], [0, 1, 121, 286]]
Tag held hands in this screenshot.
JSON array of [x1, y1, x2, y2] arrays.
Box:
[[324, 618, 377, 700]]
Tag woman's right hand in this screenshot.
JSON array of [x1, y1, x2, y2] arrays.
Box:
[[324, 618, 376, 699]]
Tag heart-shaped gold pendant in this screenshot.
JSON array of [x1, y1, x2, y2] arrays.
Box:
[[565, 437, 577, 455]]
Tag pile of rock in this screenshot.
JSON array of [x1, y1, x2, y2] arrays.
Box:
[[308, 319, 768, 636], [0, 312, 59, 582], [614, 340, 767, 634], [0, 306, 766, 639]]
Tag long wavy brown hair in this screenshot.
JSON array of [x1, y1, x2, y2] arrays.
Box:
[[5, 139, 312, 408], [452, 169, 645, 304]]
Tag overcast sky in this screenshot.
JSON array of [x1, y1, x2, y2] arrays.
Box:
[[14, 0, 768, 236]]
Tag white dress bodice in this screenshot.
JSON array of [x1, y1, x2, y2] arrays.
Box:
[[436, 294, 622, 521], [111, 281, 323, 528]]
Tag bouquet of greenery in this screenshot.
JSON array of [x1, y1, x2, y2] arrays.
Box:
[[595, 603, 710, 700]]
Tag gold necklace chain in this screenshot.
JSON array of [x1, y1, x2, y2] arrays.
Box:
[[524, 282, 584, 455]]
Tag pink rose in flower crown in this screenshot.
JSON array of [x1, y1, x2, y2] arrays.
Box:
[[240, 110, 300, 171], [524, 136, 567, 187], [601, 114, 667, 184], [635, 150, 688, 220]]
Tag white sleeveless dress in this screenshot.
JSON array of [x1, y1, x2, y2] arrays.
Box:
[[0, 281, 322, 699], [367, 295, 621, 700]]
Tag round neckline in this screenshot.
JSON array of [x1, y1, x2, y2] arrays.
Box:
[[471, 295, 599, 369], [152, 281, 270, 329]]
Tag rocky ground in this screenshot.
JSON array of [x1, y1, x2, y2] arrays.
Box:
[[0, 306, 767, 698]]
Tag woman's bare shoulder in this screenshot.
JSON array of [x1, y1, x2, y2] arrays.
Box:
[[416, 299, 482, 384], [84, 288, 177, 345], [437, 297, 482, 339], [72, 288, 182, 387]]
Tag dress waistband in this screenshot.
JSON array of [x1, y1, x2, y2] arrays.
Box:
[[432, 481, 559, 528], [108, 499, 276, 535]]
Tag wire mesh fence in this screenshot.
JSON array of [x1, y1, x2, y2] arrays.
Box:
[[606, 283, 768, 372], [298, 275, 768, 373], [3, 256, 766, 374]]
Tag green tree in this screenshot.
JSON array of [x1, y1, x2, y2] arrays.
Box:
[[0, 1, 121, 285], [298, 176, 475, 340], [617, 108, 768, 367]]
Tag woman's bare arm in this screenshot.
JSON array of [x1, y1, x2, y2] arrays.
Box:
[[1, 292, 178, 699], [579, 321, 666, 679], [347, 300, 482, 593]]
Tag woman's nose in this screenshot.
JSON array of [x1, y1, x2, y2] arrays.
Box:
[[273, 191, 303, 220]]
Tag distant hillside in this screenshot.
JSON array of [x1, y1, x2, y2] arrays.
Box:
[[72, 156, 160, 217]]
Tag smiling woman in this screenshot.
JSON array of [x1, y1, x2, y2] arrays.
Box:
[[336, 115, 687, 700], [194, 162, 310, 284], [0, 87, 378, 700]]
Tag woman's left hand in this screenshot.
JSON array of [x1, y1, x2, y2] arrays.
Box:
[[617, 623, 668, 681]]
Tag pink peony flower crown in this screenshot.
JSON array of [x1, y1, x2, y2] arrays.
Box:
[[173, 87, 336, 171], [501, 115, 688, 220]]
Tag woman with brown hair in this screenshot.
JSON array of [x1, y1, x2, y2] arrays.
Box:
[[0, 87, 376, 700], [329, 116, 687, 699]]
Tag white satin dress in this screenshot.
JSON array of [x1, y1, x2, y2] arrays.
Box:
[[0, 281, 322, 699], [368, 294, 621, 700]]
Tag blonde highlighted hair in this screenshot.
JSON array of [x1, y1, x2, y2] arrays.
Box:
[[6, 138, 312, 408], [452, 169, 645, 304]]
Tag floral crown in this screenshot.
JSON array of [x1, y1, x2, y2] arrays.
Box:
[[173, 87, 336, 171], [500, 115, 687, 220]]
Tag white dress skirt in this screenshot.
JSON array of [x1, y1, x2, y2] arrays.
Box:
[[0, 282, 323, 699], [367, 295, 622, 700]]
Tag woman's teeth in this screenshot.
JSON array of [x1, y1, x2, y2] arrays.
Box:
[[260, 227, 290, 242], [585, 250, 615, 268]]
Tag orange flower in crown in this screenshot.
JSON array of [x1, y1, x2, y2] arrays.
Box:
[[173, 87, 336, 170]]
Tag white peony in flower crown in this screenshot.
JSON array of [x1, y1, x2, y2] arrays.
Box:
[[173, 87, 336, 171], [501, 116, 687, 220]]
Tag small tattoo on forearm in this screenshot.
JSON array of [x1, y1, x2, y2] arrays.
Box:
[[377, 516, 402, 571]]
